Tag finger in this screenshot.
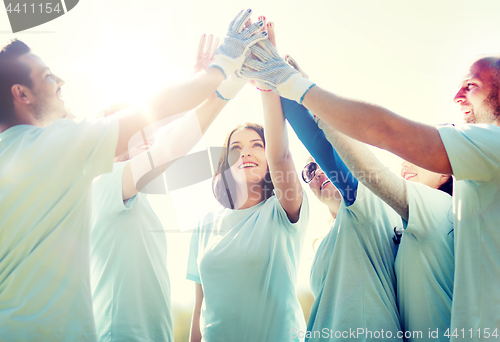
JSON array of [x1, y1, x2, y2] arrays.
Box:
[[197, 34, 206, 60], [231, 8, 252, 33], [267, 22, 276, 48], [256, 39, 279, 59], [251, 44, 270, 63], [240, 20, 265, 39], [243, 58, 266, 72], [228, 9, 245, 31], [205, 34, 214, 58], [247, 31, 272, 50], [285, 54, 309, 79], [284, 55, 295, 68], [243, 18, 252, 31], [257, 16, 267, 33], [209, 37, 220, 60]]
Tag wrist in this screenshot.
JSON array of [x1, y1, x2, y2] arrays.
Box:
[[257, 87, 272, 92], [277, 74, 316, 104], [207, 64, 227, 81], [210, 55, 239, 80], [215, 75, 248, 100]]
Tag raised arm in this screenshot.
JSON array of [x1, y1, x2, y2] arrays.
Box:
[[241, 39, 452, 174], [256, 26, 302, 222], [282, 55, 407, 218], [262, 90, 303, 222], [121, 34, 247, 200], [122, 92, 229, 200], [302, 87, 452, 175], [114, 9, 266, 158], [281, 98, 358, 205], [317, 118, 409, 220], [255, 52, 356, 204]]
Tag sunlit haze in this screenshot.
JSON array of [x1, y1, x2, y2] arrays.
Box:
[[2, 0, 500, 311]]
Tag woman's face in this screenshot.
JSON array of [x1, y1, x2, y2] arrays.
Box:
[[401, 160, 448, 189], [228, 128, 268, 186], [305, 158, 341, 204]]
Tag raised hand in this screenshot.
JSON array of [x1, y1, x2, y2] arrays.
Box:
[[210, 9, 268, 79], [194, 34, 219, 74], [250, 17, 274, 91], [284, 55, 309, 79], [241, 36, 315, 104]]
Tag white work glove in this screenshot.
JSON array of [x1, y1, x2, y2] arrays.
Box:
[[241, 39, 315, 104], [216, 74, 248, 100], [194, 33, 248, 100], [209, 9, 268, 79]]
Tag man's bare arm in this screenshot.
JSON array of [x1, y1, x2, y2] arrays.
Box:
[[302, 86, 452, 174], [317, 118, 409, 220], [121, 92, 228, 200], [114, 67, 225, 158]]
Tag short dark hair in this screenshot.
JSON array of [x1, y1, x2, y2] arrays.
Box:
[[476, 57, 500, 87], [0, 39, 32, 123], [437, 175, 453, 196], [212, 122, 274, 209]]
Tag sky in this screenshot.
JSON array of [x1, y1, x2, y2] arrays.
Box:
[[2, 0, 500, 308]]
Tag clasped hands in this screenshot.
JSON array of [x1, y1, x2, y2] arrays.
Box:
[[195, 9, 315, 104]]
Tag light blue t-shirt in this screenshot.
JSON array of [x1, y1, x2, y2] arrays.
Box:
[[91, 162, 173, 342], [438, 124, 500, 341], [307, 183, 403, 342], [187, 194, 309, 342], [395, 181, 454, 341], [0, 118, 118, 341]]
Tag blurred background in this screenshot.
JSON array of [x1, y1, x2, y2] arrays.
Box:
[[2, 0, 500, 339]]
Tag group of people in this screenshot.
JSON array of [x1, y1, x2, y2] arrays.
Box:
[[0, 8, 499, 342]]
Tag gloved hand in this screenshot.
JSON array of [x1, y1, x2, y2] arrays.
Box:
[[284, 54, 309, 79], [241, 39, 315, 104], [216, 73, 248, 101], [209, 9, 268, 79], [250, 16, 273, 92], [193, 33, 248, 100]]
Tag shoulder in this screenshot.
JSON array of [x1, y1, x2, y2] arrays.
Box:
[[346, 182, 377, 209], [405, 181, 452, 220], [406, 180, 451, 201], [438, 123, 500, 181], [438, 123, 500, 148]]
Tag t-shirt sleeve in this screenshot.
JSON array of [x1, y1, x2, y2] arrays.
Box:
[[186, 228, 201, 284], [51, 117, 119, 179], [271, 190, 310, 234], [404, 181, 453, 240], [344, 182, 385, 224], [438, 124, 500, 182], [92, 161, 137, 216]]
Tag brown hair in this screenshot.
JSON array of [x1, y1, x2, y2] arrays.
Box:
[[0, 39, 32, 123], [212, 123, 274, 209], [437, 175, 453, 196]]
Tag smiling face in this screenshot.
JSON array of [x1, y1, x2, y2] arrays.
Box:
[[228, 128, 268, 185], [305, 157, 341, 204], [454, 58, 500, 124], [401, 160, 448, 189]]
